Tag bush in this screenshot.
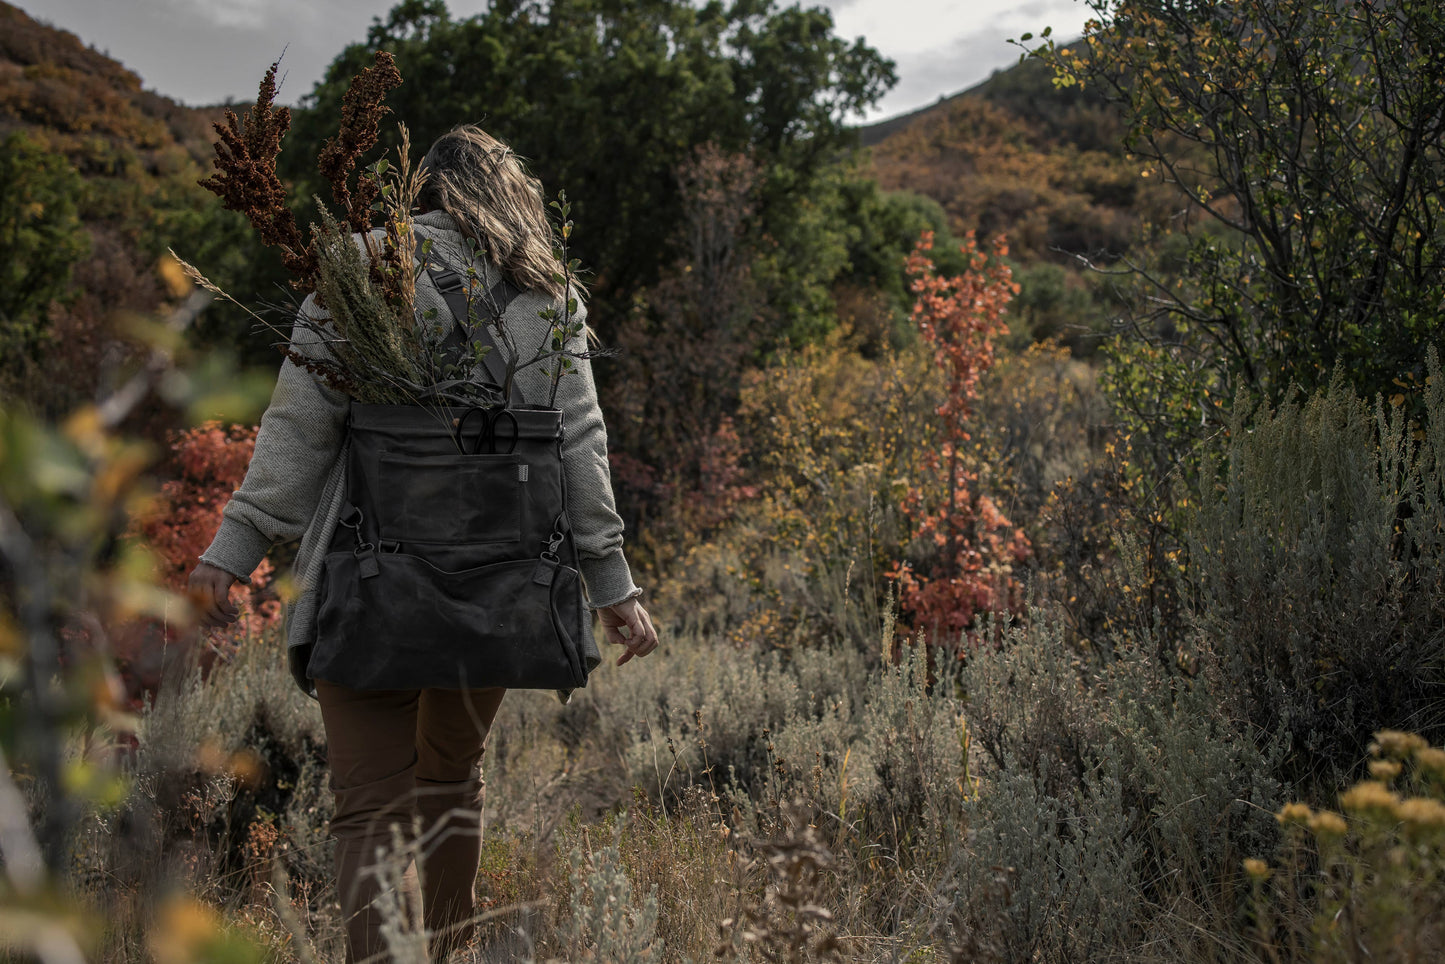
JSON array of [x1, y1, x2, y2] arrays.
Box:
[[1186, 356, 1445, 788]]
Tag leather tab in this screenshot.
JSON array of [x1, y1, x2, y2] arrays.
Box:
[[358, 549, 381, 579], [532, 558, 557, 586]]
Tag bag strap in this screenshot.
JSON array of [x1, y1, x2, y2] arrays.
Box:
[[427, 264, 526, 407]]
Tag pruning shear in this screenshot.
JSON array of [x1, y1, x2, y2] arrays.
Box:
[[454, 406, 519, 455]]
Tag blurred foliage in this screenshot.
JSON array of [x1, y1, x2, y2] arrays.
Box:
[[0, 130, 90, 367], [0, 263, 271, 960]]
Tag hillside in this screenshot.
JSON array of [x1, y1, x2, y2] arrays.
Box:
[[861, 57, 1167, 266], [0, 1, 238, 418], [857, 57, 1184, 349]]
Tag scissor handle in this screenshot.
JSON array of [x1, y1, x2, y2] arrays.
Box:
[[453, 406, 518, 455], [454, 406, 492, 454], [489, 409, 519, 455]]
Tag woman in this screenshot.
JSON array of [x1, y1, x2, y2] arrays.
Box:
[[187, 125, 657, 962]]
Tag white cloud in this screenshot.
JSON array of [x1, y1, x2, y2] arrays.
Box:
[[170, 0, 316, 31]]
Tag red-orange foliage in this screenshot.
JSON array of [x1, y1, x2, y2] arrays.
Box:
[[894, 231, 1030, 646], [133, 421, 279, 635]]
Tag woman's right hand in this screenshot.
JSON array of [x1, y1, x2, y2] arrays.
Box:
[[188, 562, 240, 629], [598, 597, 658, 666]]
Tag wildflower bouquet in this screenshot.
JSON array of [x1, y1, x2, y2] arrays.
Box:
[[181, 52, 597, 408]]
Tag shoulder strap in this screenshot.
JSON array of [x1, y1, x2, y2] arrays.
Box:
[[427, 264, 526, 407]]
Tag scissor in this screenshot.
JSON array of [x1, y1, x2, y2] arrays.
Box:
[[453, 406, 519, 455]]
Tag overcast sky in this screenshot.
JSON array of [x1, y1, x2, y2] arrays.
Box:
[[14, 0, 1089, 124]]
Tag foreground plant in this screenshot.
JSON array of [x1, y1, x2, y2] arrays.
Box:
[[1251, 730, 1445, 962]]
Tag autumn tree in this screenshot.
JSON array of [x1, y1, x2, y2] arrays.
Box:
[[894, 231, 1030, 646], [1027, 0, 1445, 413]]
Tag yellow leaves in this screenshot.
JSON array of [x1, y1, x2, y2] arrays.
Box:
[[102, 540, 185, 625], [62, 757, 128, 810]]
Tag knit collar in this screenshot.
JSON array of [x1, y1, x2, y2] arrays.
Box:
[[414, 209, 461, 234]]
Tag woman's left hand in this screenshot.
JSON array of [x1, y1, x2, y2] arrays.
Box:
[[598, 597, 658, 665]]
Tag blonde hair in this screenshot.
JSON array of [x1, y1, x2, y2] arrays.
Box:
[[418, 125, 574, 301]]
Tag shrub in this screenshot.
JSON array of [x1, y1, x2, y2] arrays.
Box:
[[892, 230, 1030, 646], [954, 609, 1284, 961], [1186, 357, 1445, 787]]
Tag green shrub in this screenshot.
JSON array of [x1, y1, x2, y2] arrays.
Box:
[[1186, 355, 1445, 787]]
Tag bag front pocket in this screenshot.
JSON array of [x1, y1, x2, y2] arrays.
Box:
[[376, 452, 524, 546], [310, 550, 586, 691]]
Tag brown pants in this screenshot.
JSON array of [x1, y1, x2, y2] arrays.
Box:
[[315, 680, 506, 963]]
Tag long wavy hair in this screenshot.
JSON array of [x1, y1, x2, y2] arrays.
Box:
[[417, 125, 573, 301]]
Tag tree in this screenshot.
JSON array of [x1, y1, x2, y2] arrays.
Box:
[[893, 231, 1030, 647], [0, 131, 90, 372], [1028, 0, 1445, 409], [279, 0, 895, 327]]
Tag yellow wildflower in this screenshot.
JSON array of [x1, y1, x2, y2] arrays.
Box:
[[1413, 747, 1445, 780], [1340, 780, 1400, 816], [1368, 759, 1403, 781], [1370, 730, 1428, 759], [1307, 810, 1348, 838], [1394, 797, 1445, 835], [1242, 858, 1271, 880], [1276, 802, 1313, 825]]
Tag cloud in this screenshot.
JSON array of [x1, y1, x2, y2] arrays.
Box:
[[171, 0, 312, 31]]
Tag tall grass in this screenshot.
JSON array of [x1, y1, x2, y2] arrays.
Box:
[[61, 348, 1445, 962]]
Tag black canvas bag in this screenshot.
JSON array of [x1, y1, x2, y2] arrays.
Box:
[[306, 265, 597, 691]]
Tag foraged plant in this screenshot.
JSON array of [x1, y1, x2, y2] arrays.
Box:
[[198, 58, 316, 286], [196, 54, 603, 411]]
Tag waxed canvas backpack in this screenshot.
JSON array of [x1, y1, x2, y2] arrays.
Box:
[[306, 263, 599, 691]]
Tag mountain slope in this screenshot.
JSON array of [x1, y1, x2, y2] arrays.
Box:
[[860, 57, 1168, 266], [0, 1, 238, 417]]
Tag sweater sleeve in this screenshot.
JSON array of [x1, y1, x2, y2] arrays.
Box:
[[544, 297, 642, 609], [199, 296, 349, 581]]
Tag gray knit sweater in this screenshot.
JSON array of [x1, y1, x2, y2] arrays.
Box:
[[200, 211, 639, 693]]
